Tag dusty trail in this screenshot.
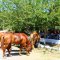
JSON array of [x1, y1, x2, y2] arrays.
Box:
[[0, 46, 60, 60]]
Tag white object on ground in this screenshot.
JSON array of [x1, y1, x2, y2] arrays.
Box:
[[38, 44, 60, 51]]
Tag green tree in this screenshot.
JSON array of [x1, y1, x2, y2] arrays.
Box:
[[0, 0, 60, 35]]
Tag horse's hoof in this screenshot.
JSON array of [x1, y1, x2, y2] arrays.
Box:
[[9, 55, 12, 57], [3, 55, 6, 58], [3, 56, 6, 59], [19, 53, 22, 56], [26, 53, 29, 56]]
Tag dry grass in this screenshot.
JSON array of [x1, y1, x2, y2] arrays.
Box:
[[1, 46, 60, 60]]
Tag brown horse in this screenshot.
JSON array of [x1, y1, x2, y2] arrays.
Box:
[[1, 32, 12, 57], [12, 33, 32, 55], [1, 32, 32, 57], [30, 31, 40, 48]]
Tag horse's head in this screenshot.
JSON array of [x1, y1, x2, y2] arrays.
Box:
[[30, 31, 40, 41], [30, 31, 40, 48]]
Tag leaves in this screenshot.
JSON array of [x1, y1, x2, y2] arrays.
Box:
[[0, 0, 60, 33]]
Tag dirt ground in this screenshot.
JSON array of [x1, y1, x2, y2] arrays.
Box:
[[0, 46, 60, 60]]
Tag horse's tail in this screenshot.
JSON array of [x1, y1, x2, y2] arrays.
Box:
[[1, 36, 4, 48]]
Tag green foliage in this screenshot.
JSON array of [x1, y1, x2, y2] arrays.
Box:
[[0, 0, 60, 34]]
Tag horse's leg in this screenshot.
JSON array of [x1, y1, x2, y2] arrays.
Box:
[[19, 48, 22, 56], [7, 48, 11, 57], [2, 48, 5, 57], [19, 45, 22, 56], [31, 40, 34, 49], [32, 42, 35, 49], [32, 45, 34, 49], [7, 43, 11, 57], [26, 50, 30, 56], [25, 47, 30, 56]]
